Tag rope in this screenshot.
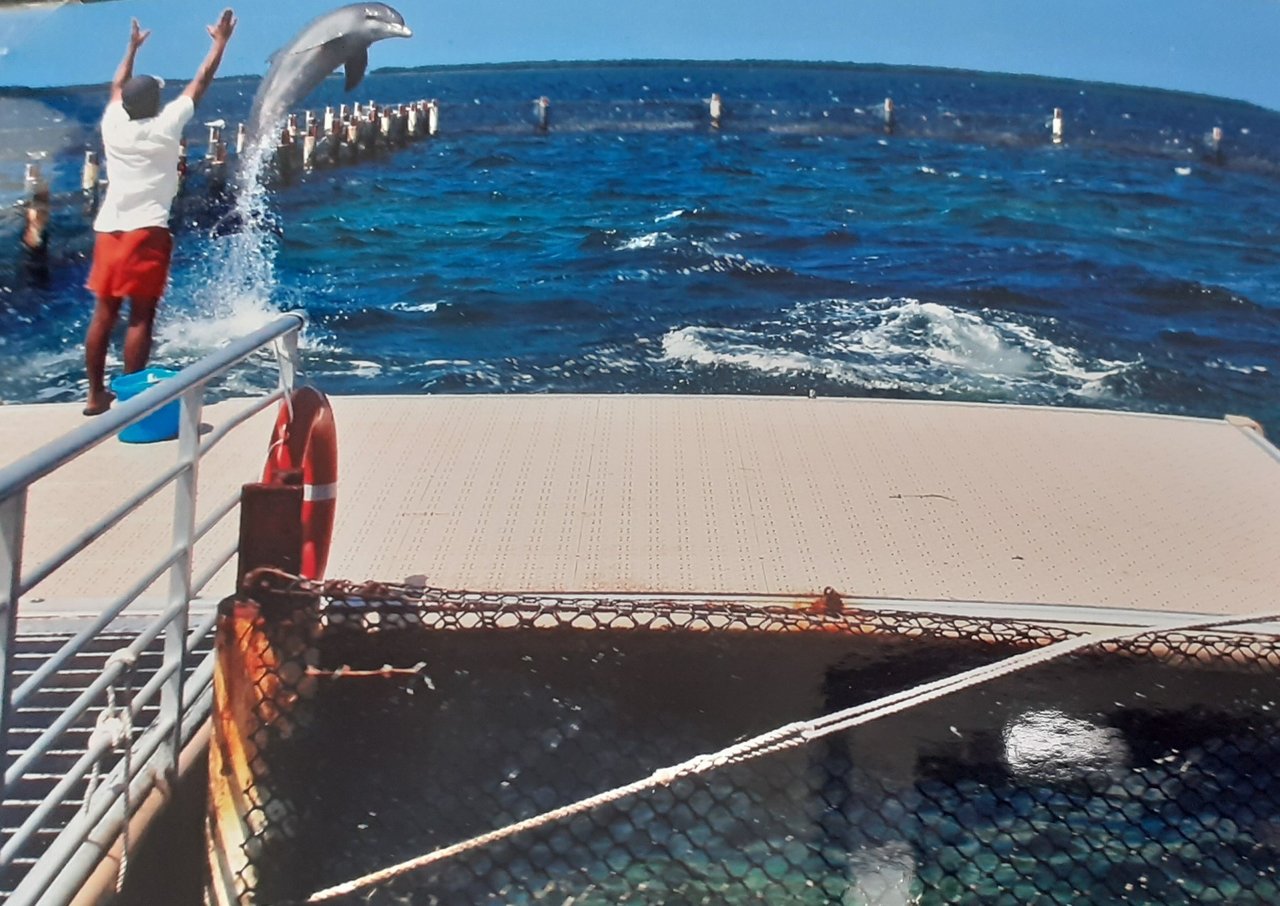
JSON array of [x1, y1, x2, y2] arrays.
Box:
[[304, 607, 1280, 903], [83, 650, 138, 893], [106, 651, 137, 894]]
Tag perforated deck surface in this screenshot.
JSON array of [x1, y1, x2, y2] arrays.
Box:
[[5, 395, 1280, 617]]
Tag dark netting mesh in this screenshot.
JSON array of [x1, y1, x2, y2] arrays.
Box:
[[207, 573, 1280, 906]]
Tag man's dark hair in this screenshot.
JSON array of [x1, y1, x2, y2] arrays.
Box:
[[121, 75, 164, 120]]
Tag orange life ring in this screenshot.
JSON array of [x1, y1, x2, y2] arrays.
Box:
[[263, 386, 338, 579]]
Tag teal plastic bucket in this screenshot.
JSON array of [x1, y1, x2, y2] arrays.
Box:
[[112, 367, 180, 443]]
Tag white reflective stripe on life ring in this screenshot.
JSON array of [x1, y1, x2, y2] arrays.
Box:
[[303, 482, 338, 502]]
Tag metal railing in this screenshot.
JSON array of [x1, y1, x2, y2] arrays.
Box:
[[0, 312, 305, 905]]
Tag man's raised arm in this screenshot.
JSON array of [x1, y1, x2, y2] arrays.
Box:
[[183, 9, 237, 107], [110, 19, 150, 102]]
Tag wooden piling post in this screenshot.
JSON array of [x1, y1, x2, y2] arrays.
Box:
[[209, 140, 227, 192], [21, 163, 49, 254], [1051, 107, 1064, 145], [302, 124, 318, 171], [81, 150, 100, 211], [323, 105, 335, 133], [23, 162, 40, 198], [366, 107, 379, 153], [407, 102, 419, 138], [345, 120, 361, 162], [277, 127, 294, 183], [709, 92, 722, 130], [235, 123, 246, 156], [328, 119, 342, 166], [379, 108, 392, 148], [1210, 125, 1224, 164], [535, 96, 550, 133], [206, 124, 222, 161], [884, 97, 895, 134], [427, 99, 439, 137]]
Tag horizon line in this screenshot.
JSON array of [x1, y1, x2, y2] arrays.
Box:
[[2, 58, 1273, 113]]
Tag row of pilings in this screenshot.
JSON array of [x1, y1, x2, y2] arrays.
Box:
[[252, 98, 441, 184], [17, 97, 443, 254], [14, 92, 1233, 257]]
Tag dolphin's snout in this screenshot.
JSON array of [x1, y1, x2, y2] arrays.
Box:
[[392, 23, 413, 37]]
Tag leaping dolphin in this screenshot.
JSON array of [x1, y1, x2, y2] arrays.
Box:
[[246, 3, 411, 150]]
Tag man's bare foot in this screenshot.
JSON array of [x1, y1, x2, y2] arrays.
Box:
[[83, 391, 116, 416]]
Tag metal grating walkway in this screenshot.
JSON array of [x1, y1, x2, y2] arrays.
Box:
[[0, 624, 214, 899]]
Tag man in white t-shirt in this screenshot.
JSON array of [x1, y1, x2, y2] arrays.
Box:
[[83, 10, 237, 416]]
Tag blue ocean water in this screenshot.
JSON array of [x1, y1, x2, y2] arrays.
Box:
[[3, 62, 1280, 430]]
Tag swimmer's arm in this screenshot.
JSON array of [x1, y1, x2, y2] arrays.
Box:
[[110, 18, 150, 103], [183, 9, 237, 106]]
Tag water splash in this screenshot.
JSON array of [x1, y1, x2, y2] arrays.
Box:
[[157, 144, 288, 360], [660, 297, 1136, 402]]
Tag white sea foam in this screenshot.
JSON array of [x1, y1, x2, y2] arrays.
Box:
[[1208, 360, 1269, 375], [677, 240, 784, 277], [346, 359, 383, 378], [661, 324, 907, 391], [660, 297, 1136, 400], [3, 346, 99, 402], [613, 269, 662, 282], [616, 231, 671, 251], [155, 292, 287, 354], [389, 301, 441, 313]]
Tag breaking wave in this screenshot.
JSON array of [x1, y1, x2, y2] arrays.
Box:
[[660, 297, 1136, 401]]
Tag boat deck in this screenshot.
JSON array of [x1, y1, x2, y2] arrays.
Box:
[[6, 394, 1280, 625]]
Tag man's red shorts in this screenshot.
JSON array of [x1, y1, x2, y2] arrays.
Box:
[[86, 227, 173, 300]]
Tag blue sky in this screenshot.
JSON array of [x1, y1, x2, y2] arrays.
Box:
[[1, 0, 1277, 110]]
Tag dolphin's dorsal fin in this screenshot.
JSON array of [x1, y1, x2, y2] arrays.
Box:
[[344, 46, 368, 91]]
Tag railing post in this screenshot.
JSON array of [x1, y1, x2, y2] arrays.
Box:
[[0, 489, 27, 784], [160, 387, 204, 773], [276, 325, 301, 397]]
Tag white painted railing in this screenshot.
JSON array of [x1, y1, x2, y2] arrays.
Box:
[[0, 312, 305, 904]]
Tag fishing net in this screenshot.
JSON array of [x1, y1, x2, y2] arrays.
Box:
[[207, 572, 1280, 905]]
